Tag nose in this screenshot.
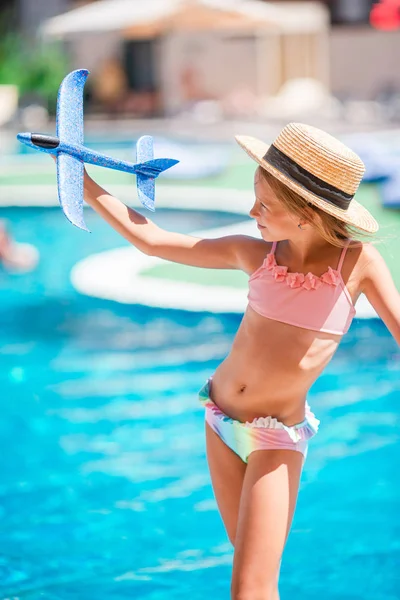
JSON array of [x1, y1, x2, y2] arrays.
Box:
[[249, 201, 259, 219], [17, 132, 31, 145]]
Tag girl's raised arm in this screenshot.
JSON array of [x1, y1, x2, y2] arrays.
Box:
[[361, 244, 400, 345], [83, 173, 259, 271]]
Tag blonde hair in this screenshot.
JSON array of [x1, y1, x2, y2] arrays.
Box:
[[257, 166, 376, 248]]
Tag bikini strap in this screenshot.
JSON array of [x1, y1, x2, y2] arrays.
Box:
[[270, 241, 277, 255], [337, 239, 351, 273]]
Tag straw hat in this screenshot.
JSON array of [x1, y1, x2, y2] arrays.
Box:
[[235, 123, 379, 233]]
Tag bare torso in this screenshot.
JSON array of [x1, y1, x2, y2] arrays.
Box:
[[210, 239, 364, 427]]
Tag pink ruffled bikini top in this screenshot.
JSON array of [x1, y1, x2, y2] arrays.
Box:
[[248, 239, 356, 335]]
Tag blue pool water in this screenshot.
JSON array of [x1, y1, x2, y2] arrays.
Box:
[[0, 208, 399, 600]]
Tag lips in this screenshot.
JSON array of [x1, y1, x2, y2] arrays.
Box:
[[257, 223, 265, 229]]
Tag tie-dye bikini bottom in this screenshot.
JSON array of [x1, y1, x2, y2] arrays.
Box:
[[198, 377, 320, 465]]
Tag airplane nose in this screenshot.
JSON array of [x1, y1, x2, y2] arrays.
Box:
[[17, 133, 31, 144]]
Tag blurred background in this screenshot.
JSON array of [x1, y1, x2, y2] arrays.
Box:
[[0, 1, 399, 599]]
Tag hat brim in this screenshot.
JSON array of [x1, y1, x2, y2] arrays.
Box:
[[235, 135, 379, 234]]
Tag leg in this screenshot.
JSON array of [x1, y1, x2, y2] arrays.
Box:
[[231, 449, 304, 600], [205, 421, 247, 545]]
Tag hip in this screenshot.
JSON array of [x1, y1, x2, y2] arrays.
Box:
[[198, 376, 320, 464], [198, 377, 320, 436]]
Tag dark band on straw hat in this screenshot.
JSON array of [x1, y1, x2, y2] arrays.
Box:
[[264, 145, 354, 210]]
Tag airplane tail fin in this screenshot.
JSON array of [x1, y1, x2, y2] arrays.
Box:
[[136, 136, 156, 212]]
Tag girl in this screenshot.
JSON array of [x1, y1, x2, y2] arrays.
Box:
[[67, 123, 400, 599]]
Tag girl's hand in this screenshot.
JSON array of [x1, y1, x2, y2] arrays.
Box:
[[50, 154, 89, 178]]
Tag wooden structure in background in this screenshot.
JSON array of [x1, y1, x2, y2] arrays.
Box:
[[42, 0, 330, 116]]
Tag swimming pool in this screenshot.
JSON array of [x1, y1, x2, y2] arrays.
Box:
[[0, 207, 399, 599]]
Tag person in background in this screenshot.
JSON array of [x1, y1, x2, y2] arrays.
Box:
[[0, 220, 39, 272]]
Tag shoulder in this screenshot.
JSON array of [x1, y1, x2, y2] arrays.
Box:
[[340, 240, 380, 301], [357, 241, 398, 301], [232, 236, 272, 275], [357, 242, 397, 296], [344, 240, 379, 278], [356, 242, 387, 281]]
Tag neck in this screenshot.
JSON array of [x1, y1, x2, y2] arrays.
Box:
[[284, 232, 341, 266]]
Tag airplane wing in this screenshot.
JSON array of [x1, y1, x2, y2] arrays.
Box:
[[56, 69, 89, 144], [57, 153, 89, 232], [56, 70, 89, 230]]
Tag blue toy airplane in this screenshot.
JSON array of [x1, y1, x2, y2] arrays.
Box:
[[17, 69, 179, 231]]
